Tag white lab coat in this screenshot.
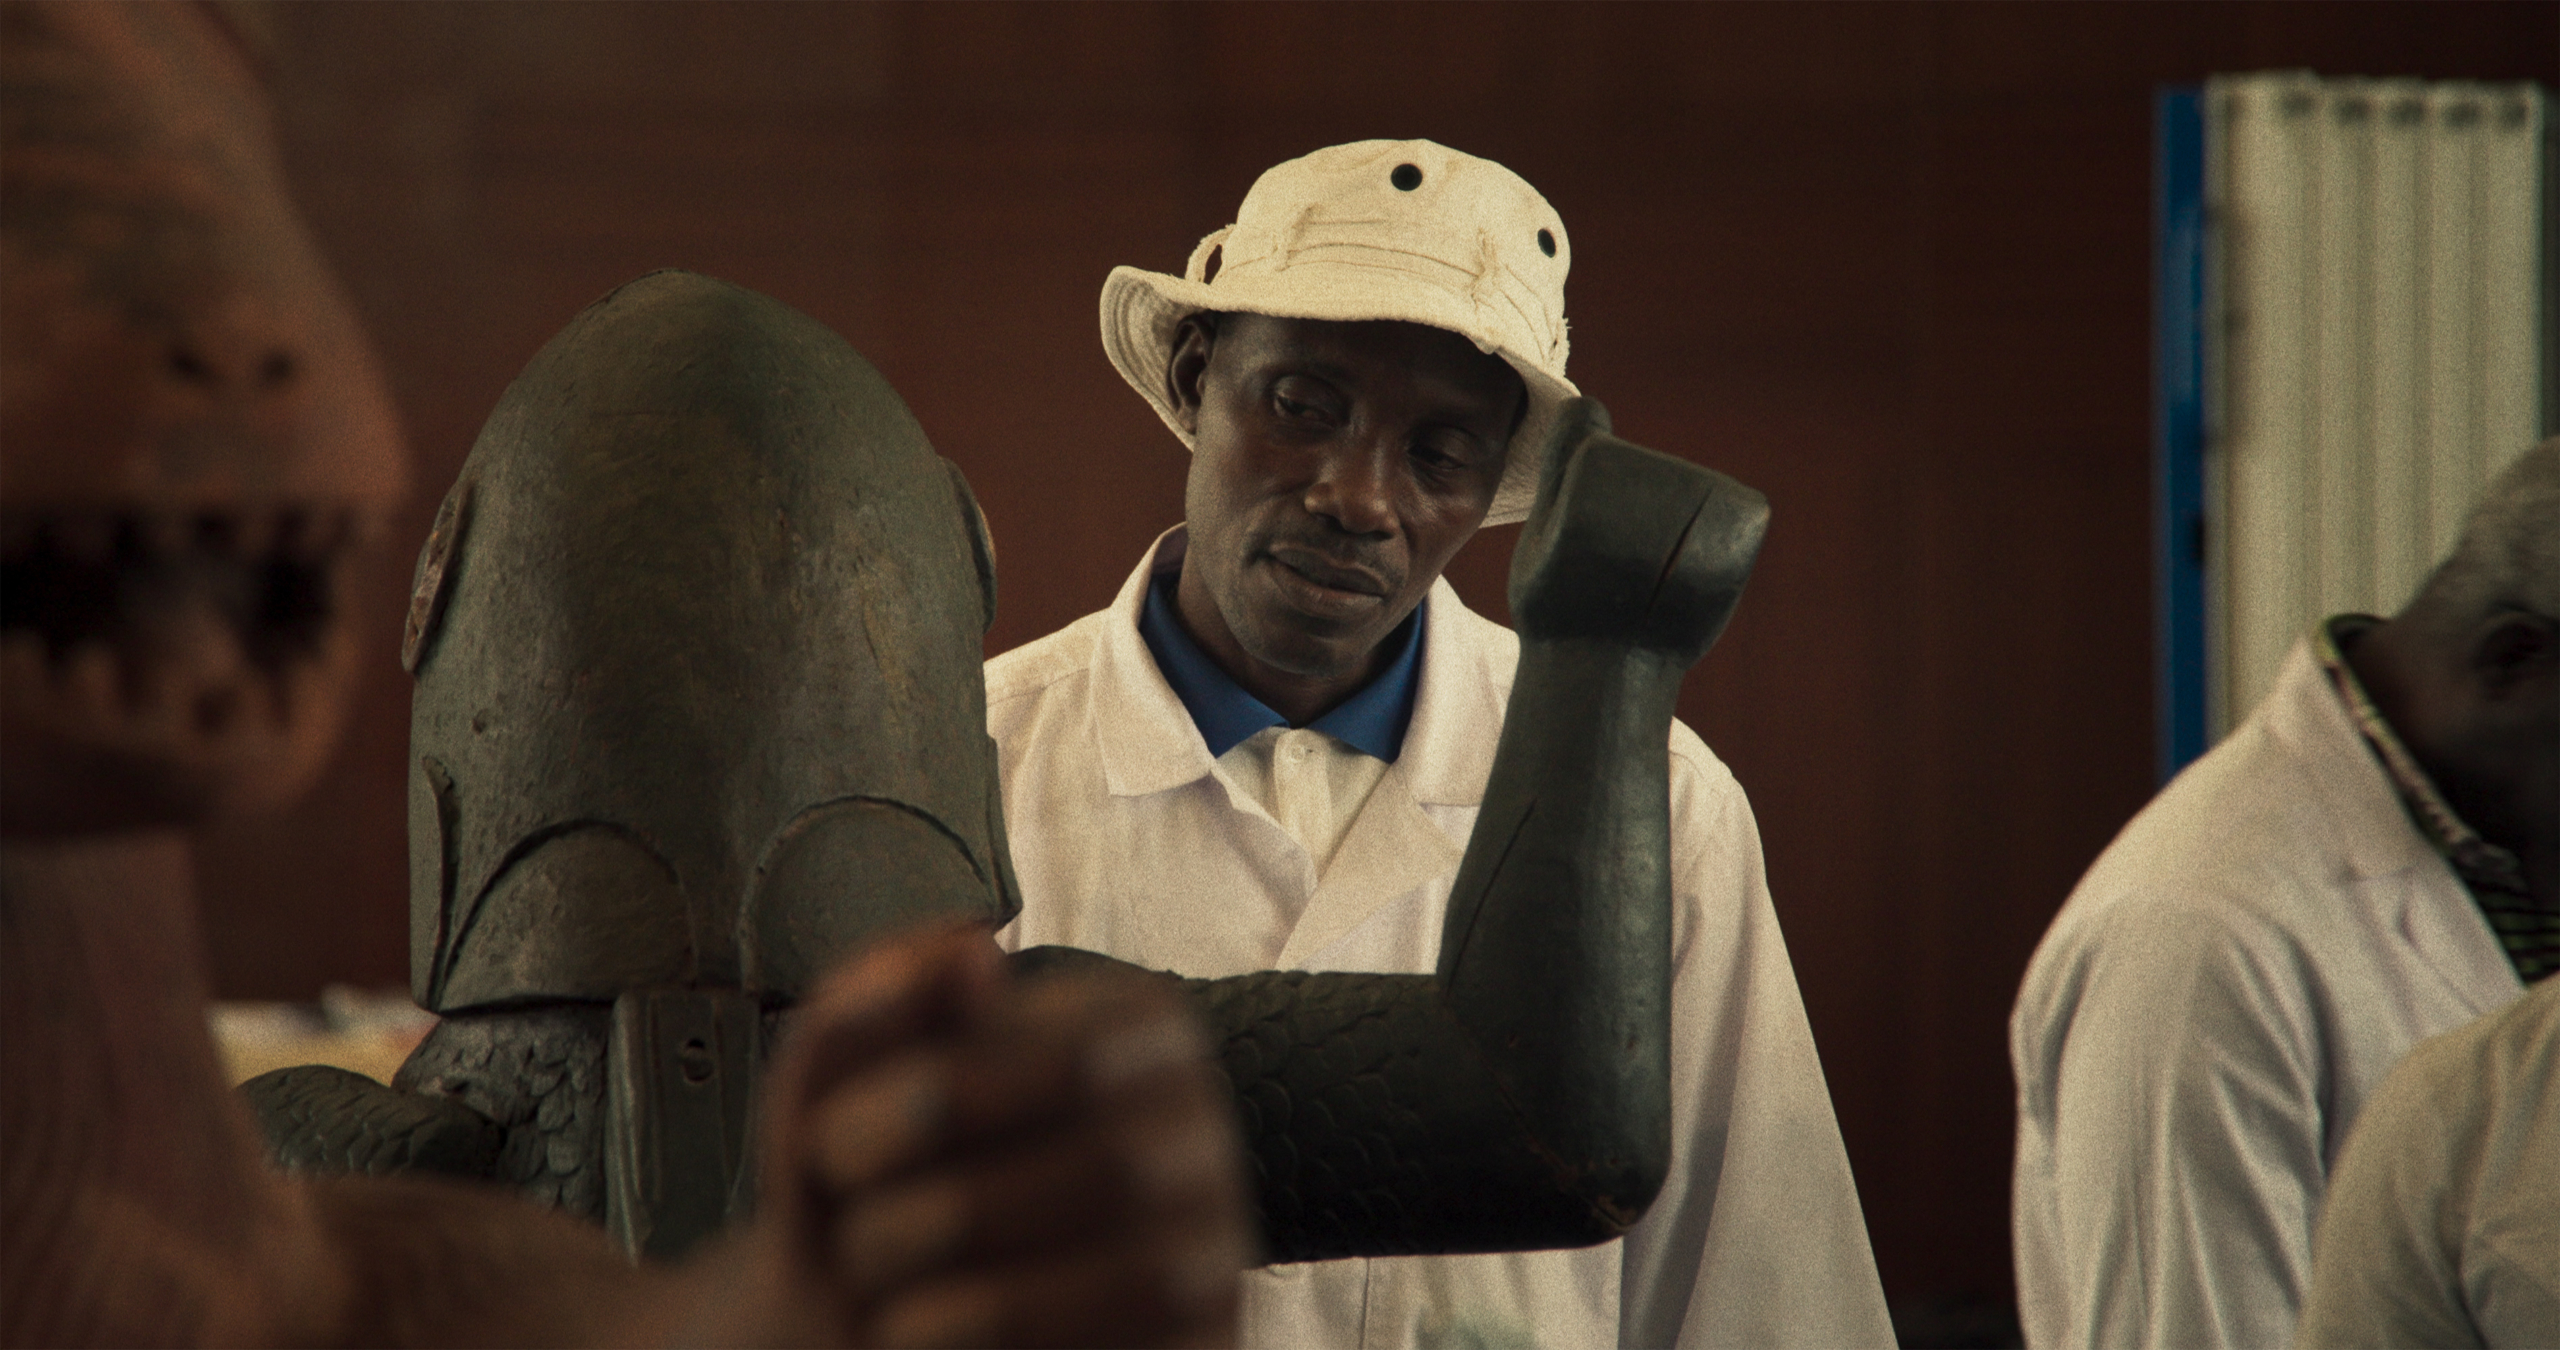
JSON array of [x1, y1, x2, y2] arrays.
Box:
[[2292, 977, 2560, 1350], [988, 530, 1892, 1350], [2010, 637, 2525, 1350]]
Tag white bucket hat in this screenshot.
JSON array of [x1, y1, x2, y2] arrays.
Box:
[[1100, 138, 1576, 527]]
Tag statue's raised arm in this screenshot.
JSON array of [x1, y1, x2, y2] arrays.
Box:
[[1021, 397, 1766, 1261]]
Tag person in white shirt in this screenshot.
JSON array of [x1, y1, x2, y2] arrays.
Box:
[[2292, 976, 2560, 1350], [985, 138, 1891, 1349], [2011, 439, 2560, 1350]]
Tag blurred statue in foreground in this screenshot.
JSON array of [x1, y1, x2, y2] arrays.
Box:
[[0, 5, 1247, 1345], [249, 267, 1770, 1266]]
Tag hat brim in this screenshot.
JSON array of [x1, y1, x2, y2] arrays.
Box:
[[1100, 265, 1575, 528]]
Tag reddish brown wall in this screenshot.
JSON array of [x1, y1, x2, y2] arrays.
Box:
[[196, 0, 2557, 1315]]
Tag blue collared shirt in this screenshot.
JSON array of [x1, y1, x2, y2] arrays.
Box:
[[1137, 569, 1423, 761]]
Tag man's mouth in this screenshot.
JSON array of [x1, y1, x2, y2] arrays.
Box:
[[1255, 546, 1394, 629], [1265, 546, 1389, 600]]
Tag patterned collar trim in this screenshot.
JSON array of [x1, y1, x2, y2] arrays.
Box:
[[2316, 615, 2530, 900]]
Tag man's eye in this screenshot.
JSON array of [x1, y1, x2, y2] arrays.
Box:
[[1413, 438, 1476, 473], [1272, 393, 1338, 426], [1268, 376, 1342, 425]]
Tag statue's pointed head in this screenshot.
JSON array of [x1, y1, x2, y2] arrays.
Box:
[[405, 271, 1014, 1012]]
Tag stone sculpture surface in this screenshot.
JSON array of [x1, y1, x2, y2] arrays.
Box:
[[249, 267, 1771, 1265], [257, 265, 1025, 1257]]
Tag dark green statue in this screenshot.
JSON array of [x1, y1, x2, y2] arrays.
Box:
[[247, 270, 1768, 1265]]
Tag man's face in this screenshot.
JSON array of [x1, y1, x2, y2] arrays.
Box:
[[1168, 313, 1521, 716]]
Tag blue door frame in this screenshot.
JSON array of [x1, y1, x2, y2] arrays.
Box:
[[2155, 86, 2210, 782]]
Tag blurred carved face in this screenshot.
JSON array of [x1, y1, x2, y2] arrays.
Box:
[[0, 0, 407, 837]]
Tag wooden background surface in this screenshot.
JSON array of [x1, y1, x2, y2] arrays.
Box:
[[197, 1, 2557, 1328]]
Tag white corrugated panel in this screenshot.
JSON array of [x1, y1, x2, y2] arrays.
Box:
[[2205, 73, 2546, 736], [2474, 90, 2545, 514], [2368, 82, 2428, 609], [2313, 83, 2374, 634], [2424, 85, 2483, 564]]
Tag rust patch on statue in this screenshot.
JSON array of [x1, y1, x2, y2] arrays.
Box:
[[403, 475, 473, 672]]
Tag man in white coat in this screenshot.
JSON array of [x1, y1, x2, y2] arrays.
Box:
[[2011, 439, 2560, 1350], [986, 140, 1893, 1348]]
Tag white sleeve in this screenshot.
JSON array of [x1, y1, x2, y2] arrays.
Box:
[[2039, 899, 2326, 1349], [1618, 750, 1894, 1349]]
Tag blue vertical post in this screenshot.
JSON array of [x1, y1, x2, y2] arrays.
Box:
[[2156, 87, 2210, 781]]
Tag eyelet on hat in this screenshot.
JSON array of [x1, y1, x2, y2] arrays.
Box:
[[1391, 163, 1423, 190], [1537, 228, 1556, 257]]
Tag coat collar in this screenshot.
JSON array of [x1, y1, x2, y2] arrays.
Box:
[[2260, 632, 2523, 1008], [1091, 528, 1219, 798], [2260, 634, 2443, 882], [1092, 527, 1512, 807], [2313, 616, 2530, 902], [1399, 569, 1513, 807], [1089, 528, 1517, 968], [1136, 566, 1424, 760]]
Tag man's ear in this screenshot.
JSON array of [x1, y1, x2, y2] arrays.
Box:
[[2470, 611, 2560, 697], [1164, 313, 1218, 436]]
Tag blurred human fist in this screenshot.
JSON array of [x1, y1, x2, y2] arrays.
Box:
[[704, 922, 1249, 1348]]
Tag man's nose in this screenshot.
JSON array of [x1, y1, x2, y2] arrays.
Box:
[[1301, 442, 1396, 538]]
